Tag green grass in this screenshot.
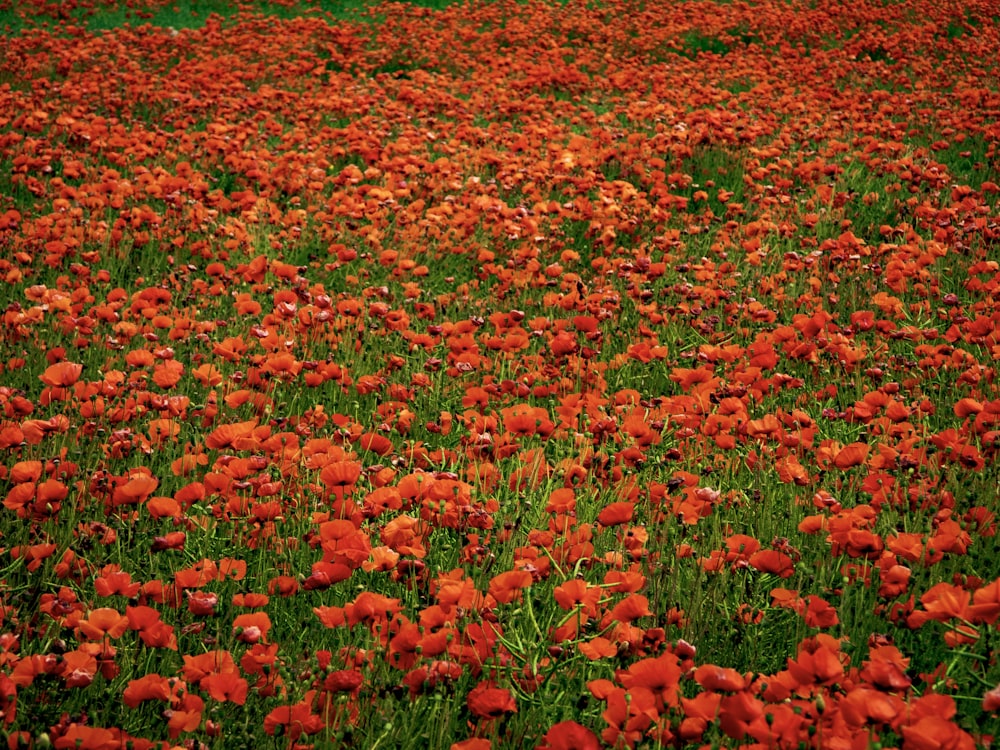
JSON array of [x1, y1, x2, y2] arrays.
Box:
[[0, 0, 467, 36]]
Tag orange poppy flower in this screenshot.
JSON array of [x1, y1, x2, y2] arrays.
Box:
[[205, 420, 258, 450], [192, 363, 224, 386], [203, 671, 249, 705], [168, 695, 204, 738], [9, 460, 42, 483], [232, 593, 270, 608], [358, 431, 393, 455], [145, 495, 181, 519], [60, 648, 98, 688], [0, 425, 25, 449], [152, 359, 184, 389], [182, 651, 239, 683], [488, 570, 533, 604], [123, 673, 175, 707], [77, 608, 129, 640], [233, 612, 272, 644], [774, 455, 810, 485], [319, 460, 363, 487], [578, 637, 618, 661], [39, 361, 83, 387], [597, 501, 634, 527], [363, 545, 401, 573], [553, 579, 601, 616], [94, 566, 140, 598], [833, 442, 870, 469], [111, 472, 158, 506]]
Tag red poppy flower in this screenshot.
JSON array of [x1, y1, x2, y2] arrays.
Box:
[[324, 669, 363, 693], [538, 721, 600, 750], [346, 592, 402, 626], [617, 651, 682, 709], [218, 558, 247, 581], [0, 425, 25, 449], [0, 676, 14, 730], [94, 566, 141, 598], [151, 531, 186, 552], [187, 590, 219, 616], [841, 687, 904, 726], [803, 595, 840, 628], [787, 639, 845, 686], [748, 550, 795, 578], [358, 431, 393, 455], [901, 716, 975, 750], [263, 694, 324, 739], [182, 651, 239, 683], [466, 681, 517, 719], [126, 605, 177, 650], [53, 725, 118, 750], [451, 740, 492, 750], [984, 685, 1000, 713], [694, 664, 747, 692], [860, 645, 912, 691]]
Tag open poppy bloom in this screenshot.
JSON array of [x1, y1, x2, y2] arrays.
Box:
[[539, 721, 601, 750], [466, 681, 517, 719], [488, 569, 533, 604], [76, 608, 129, 640], [39, 361, 83, 387], [263, 693, 324, 740]]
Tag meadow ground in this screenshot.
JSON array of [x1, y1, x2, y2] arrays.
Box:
[[1, 0, 999, 748]]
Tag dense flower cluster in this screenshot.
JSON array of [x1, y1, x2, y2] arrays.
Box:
[[1, 0, 999, 747]]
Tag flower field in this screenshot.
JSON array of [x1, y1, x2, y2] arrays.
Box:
[[1, 0, 1000, 747]]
